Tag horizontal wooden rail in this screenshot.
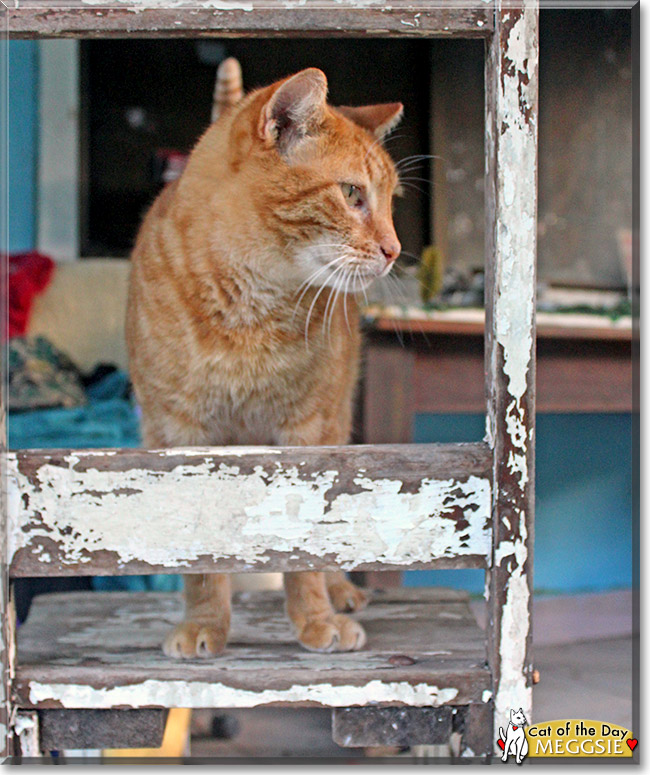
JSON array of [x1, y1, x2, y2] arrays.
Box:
[[7, 443, 492, 576], [6, 1, 494, 39]]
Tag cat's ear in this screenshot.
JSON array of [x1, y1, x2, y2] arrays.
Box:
[[259, 68, 328, 155], [337, 103, 404, 140]]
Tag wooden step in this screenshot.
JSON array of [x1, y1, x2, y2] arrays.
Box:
[[15, 588, 490, 711]]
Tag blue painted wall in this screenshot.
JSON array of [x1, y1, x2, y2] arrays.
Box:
[[405, 413, 633, 594], [7, 40, 38, 253]]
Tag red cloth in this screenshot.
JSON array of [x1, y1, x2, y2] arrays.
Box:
[[8, 252, 55, 339]]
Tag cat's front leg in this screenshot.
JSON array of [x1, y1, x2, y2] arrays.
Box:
[[285, 572, 366, 652], [164, 574, 231, 658], [325, 571, 369, 613]]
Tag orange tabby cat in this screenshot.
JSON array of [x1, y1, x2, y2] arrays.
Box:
[[126, 59, 402, 657]]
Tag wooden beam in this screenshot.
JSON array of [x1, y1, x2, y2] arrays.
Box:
[[7, 1, 494, 39], [7, 443, 492, 576], [484, 0, 538, 746]]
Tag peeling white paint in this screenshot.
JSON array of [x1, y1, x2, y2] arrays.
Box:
[[78, 0, 396, 9], [493, 6, 537, 407], [488, 0, 537, 740], [482, 689, 492, 703], [7, 455, 491, 571], [495, 518, 530, 722], [28, 678, 459, 710], [80, 0, 255, 10], [13, 714, 36, 737]]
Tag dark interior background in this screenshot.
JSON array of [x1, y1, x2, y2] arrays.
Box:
[[81, 38, 433, 262], [81, 9, 632, 290]]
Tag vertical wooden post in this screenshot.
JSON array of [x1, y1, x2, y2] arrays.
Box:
[[0, 33, 15, 762], [484, 0, 538, 746]]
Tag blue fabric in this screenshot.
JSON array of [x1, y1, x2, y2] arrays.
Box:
[[8, 370, 183, 593], [8, 370, 140, 450]]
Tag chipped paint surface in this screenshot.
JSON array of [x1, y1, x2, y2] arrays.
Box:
[[80, 0, 255, 9], [7, 0, 496, 39], [495, 522, 530, 719], [485, 0, 538, 742], [27, 678, 459, 710], [7, 452, 491, 572], [14, 712, 39, 758]]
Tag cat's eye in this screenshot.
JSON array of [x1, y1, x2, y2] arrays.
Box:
[[340, 183, 365, 209]]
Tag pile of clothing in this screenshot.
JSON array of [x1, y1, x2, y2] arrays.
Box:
[[8, 253, 182, 619]]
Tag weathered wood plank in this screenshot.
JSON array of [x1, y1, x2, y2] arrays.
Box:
[[7, 1, 494, 39], [332, 706, 453, 747], [15, 589, 490, 709], [484, 0, 538, 747], [7, 443, 492, 576], [39, 709, 167, 751]]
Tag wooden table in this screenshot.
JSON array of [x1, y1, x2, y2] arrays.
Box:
[[360, 310, 635, 445]]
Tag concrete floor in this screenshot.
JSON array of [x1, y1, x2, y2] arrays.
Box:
[[533, 637, 635, 730], [188, 591, 637, 759]]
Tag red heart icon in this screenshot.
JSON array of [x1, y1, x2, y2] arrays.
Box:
[[497, 739, 505, 750], [627, 739, 638, 751]]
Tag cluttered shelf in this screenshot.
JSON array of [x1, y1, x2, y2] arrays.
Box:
[[362, 269, 634, 342], [363, 305, 634, 341]]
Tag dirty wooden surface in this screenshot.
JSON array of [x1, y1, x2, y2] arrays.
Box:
[[6, 1, 494, 39], [484, 0, 538, 742], [39, 709, 167, 751], [8, 443, 492, 576], [332, 706, 454, 747], [15, 589, 489, 710]]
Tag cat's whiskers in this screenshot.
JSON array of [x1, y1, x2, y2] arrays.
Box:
[[342, 269, 354, 333], [395, 153, 444, 171], [292, 256, 343, 323], [303, 261, 347, 349], [325, 263, 349, 344], [315, 263, 347, 347]]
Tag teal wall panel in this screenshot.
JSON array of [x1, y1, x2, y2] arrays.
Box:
[[7, 40, 38, 253]]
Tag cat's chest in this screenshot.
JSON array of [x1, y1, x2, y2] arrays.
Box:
[[191, 340, 315, 420]]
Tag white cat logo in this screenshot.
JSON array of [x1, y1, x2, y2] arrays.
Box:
[[498, 708, 529, 764]]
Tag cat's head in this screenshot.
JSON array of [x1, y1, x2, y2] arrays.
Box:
[[226, 68, 403, 292], [510, 708, 528, 726]]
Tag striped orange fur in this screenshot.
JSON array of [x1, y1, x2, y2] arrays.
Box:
[[127, 63, 403, 657]]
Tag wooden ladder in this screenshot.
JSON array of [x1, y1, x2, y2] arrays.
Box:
[[1, 0, 538, 760]]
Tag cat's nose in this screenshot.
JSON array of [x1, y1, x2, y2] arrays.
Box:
[[380, 236, 401, 265]]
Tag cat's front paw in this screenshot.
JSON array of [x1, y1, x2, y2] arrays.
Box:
[[163, 621, 228, 658], [327, 580, 369, 613], [297, 614, 366, 652]]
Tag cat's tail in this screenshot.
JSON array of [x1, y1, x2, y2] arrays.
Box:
[[499, 727, 506, 741], [212, 57, 244, 122]]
